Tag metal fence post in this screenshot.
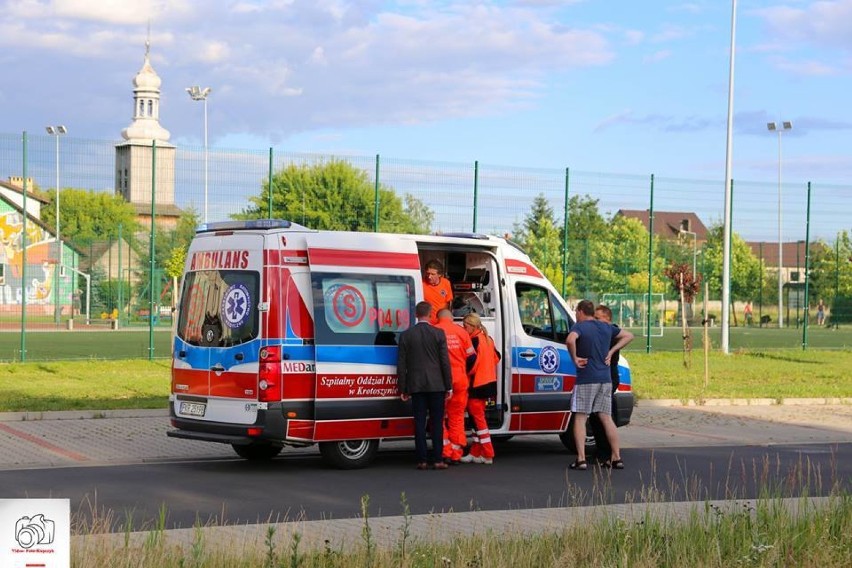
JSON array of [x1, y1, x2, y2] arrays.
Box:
[[268, 147, 273, 219], [374, 154, 380, 232], [646, 174, 655, 353], [118, 224, 123, 325], [803, 181, 812, 350], [472, 161, 479, 233], [561, 167, 570, 298], [149, 140, 157, 361], [20, 131, 28, 362]]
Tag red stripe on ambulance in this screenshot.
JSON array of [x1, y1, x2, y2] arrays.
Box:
[[314, 418, 414, 441], [308, 248, 421, 270], [504, 258, 543, 278]]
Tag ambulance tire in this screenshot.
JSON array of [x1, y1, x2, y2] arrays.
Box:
[[319, 440, 379, 469], [232, 442, 283, 461], [559, 417, 597, 455]]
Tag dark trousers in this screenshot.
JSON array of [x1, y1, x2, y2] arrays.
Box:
[[411, 391, 446, 464]]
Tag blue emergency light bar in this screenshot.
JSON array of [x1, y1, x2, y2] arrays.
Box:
[[197, 219, 292, 233]]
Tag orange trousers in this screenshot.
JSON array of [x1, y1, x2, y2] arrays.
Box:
[[442, 388, 468, 460], [466, 397, 494, 459]]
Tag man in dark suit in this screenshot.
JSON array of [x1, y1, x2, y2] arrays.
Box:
[[397, 301, 454, 470]]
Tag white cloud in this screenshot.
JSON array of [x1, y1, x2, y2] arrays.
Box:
[[643, 49, 672, 64], [755, 0, 852, 51]]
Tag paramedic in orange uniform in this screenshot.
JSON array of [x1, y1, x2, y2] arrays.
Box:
[[460, 312, 500, 464], [434, 308, 477, 464], [423, 260, 453, 324]]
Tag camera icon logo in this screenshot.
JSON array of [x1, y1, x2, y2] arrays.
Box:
[[15, 514, 55, 549]]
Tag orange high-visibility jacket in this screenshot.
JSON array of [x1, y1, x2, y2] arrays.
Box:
[[434, 319, 476, 391], [469, 330, 499, 389]]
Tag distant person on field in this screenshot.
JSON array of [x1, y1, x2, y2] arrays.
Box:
[[566, 299, 634, 471], [817, 299, 826, 326], [743, 301, 753, 327], [423, 260, 453, 324]]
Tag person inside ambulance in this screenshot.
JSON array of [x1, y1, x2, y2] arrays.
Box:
[[434, 308, 477, 464], [423, 260, 453, 324]]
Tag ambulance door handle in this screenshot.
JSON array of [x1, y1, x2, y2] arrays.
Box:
[[234, 353, 244, 361], [211, 363, 225, 373], [519, 350, 536, 360]]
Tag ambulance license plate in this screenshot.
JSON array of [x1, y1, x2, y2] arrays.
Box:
[[180, 401, 207, 417]]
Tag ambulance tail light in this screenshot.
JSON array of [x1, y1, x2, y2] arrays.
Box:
[[258, 345, 282, 402]]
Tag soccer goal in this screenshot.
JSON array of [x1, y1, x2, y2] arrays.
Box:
[[600, 293, 664, 337]]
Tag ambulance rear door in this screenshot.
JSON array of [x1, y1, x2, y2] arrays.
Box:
[[172, 232, 265, 425], [305, 232, 420, 443]]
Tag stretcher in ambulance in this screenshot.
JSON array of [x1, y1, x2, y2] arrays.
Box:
[[167, 219, 634, 468]]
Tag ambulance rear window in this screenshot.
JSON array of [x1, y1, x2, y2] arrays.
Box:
[[312, 273, 414, 346], [177, 270, 260, 347]]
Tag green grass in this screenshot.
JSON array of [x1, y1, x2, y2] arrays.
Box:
[[626, 349, 852, 401], [71, 492, 852, 567], [0, 359, 171, 412], [1, 348, 850, 413], [0, 329, 173, 362]]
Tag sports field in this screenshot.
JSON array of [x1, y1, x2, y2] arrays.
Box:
[[0, 324, 848, 362]]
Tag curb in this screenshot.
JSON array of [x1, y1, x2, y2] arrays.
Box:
[[0, 408, 168, 422], [2, 398, 850, 421], [638, 398, 852, 408]]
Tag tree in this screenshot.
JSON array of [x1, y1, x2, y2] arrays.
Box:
[[701, 224, 762, 301], [596, 215, 651, 294], [42, 189, 139, 246], [512, 194, 567, 288], [565, 195, 608, 297], [235, 160, 434, 234]]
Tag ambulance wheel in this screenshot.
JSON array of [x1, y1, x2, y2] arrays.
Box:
[[319, 440, 379, 469], [232, 442, 283, 461], [560, 417, 597, 455]]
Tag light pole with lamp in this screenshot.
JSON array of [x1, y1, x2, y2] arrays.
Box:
[[767, 120, 792, 328], [46, 125, 67, 324], [186, 86, 212, 223]]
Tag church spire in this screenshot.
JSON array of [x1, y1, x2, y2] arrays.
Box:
[[120, 37, 171, 144]]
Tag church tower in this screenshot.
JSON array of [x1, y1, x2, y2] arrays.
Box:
[[115, 39, 181, 229]]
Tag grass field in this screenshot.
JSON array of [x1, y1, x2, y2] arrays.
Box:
[[0, 324, 849, 363], [0, 348, 850, 412]]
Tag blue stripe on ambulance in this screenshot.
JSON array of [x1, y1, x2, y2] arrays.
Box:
[[510, 346, 632, 385], [316, 345, 397, 366]]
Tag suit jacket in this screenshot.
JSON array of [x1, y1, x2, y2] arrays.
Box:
[[397, 321, 453, 395]]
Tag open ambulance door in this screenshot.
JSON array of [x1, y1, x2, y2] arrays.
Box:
[[505, 267, 576, 435], [304, 233, 421, 469]]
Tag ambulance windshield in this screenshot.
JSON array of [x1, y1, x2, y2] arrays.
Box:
[[177, 270, 260, 347]]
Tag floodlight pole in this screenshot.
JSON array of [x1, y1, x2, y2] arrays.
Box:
[[186, 86, 212, 223], [767, 120, 792, 328], [46, 125, 67, 324]]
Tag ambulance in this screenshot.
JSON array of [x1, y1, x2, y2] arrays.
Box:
[[167, 219, 634, 468]]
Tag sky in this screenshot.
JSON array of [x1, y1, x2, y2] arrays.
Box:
[[2, 0, 852, 187]]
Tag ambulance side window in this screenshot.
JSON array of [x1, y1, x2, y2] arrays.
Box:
[[516, 283, 573, 343], [312, 273, 415, 346]]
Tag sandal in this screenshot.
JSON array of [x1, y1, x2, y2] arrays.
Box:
[[569, 460, 588, 470], [604, 459, 624, 470]]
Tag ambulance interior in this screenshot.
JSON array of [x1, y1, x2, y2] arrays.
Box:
[[419, 247, 506, 428]]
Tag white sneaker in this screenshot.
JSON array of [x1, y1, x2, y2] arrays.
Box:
[[460, 454, 476, 463], [474, 456, 493, 465]]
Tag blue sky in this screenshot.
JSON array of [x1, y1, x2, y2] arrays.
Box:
[[3, 0, 852, 186]]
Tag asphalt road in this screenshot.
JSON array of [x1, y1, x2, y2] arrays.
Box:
[[1, 437, 848, 531]]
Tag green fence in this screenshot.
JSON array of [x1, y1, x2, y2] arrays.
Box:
[[1, 131, 851, 360]]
